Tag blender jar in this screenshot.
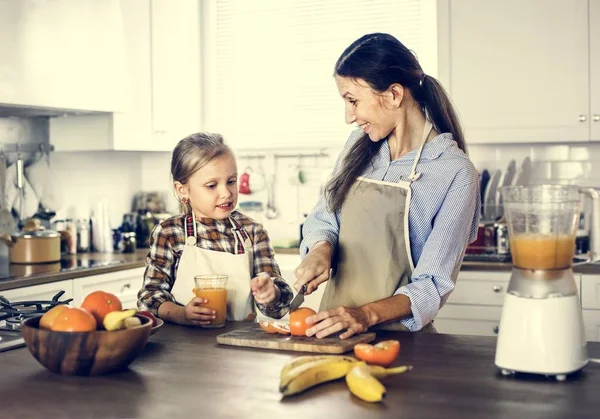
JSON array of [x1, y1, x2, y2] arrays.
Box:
[[500, 185, 581, 270]]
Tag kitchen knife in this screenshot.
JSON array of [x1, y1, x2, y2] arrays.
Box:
[[289, 284, 307, 312]]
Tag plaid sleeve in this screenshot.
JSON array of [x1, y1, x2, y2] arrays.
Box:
[[248, 221, 293, 319], [137, 223, 178, 316]]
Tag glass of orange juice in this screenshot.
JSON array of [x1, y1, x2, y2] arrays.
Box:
[[194, 274, 228, 328]]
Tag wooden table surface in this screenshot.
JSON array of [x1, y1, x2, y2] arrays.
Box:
[[2, 322, 600, 419]]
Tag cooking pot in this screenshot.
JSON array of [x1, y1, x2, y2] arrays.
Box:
[[0, 219, 61, 264]]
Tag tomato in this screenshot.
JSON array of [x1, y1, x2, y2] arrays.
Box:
[[289, 307, 317, 336], [353, 340, 401, 367], [81, 291, 123, 325], [259, 320, 290, 334], [137, 310, 158, 327], [51, 307, 97, 332], [39, 305, 69, 330]]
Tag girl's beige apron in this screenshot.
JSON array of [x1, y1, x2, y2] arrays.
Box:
[[171, 214, 255, 321], [319, 120, 437, 332]]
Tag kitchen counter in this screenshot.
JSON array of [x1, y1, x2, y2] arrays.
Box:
[[275, 248, 600, 274], [0, 250, 148, 291], [2, 246, 600, 292], [1, 322, 599, 418]]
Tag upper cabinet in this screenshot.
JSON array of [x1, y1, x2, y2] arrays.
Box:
[[50, 0, 202, 152], [437, 0, 596, 144], [0, 0, 130, 114]]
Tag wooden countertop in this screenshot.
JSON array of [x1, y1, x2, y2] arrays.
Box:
[[2, 322, 599, 418]]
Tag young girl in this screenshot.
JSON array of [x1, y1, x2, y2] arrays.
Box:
[[137, 132, 293, 326]]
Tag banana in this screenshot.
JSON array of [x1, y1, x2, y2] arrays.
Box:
[[345, 362, 412, 403], [279, 356, 358, 397], [124, 316, 142, 329], [103, 309, 137, 331], [280, 355, 356, 380]]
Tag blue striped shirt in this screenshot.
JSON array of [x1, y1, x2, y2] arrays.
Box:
[[300, 129, 481, 331]]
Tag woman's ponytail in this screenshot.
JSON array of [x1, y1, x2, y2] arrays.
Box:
[[419, 76, 467, 154]]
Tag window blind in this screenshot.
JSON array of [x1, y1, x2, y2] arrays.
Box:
[[204, 0, 424, 149]]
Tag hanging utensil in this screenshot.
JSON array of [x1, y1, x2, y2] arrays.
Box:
[[265, 175, 279, 219], [16, 150, 25, 229], [0, 151, 16, 234]]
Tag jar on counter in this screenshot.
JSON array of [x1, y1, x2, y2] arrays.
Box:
[[65, 219, 78, 255], [121, 232, 137, 253], [77, 218, 90, 253]]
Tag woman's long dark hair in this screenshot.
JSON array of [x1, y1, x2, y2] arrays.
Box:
[[325, 33, 465, 213]]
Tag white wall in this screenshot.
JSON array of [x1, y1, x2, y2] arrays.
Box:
[[4, 116, 600, 237]]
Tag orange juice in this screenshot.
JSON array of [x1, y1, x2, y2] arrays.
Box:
[[510, 233, 576, 270], [194, 288, 228, 327]]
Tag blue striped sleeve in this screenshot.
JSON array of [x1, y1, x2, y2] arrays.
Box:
[[395, 177, 480, 331]]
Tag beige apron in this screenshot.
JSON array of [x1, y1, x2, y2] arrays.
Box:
[[171, 212, 254, 321], [320, 120, 437, 332]]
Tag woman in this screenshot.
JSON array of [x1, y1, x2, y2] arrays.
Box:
[[295, 33, 480, 339]]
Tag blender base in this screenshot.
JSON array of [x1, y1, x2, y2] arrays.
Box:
[[495, 293, 588, 378]]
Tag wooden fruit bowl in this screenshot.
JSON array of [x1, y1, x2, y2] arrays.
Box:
[[20, 314, 152, 376]]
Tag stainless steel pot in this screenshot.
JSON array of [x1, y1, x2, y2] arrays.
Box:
[[0, 219, 61, 264]]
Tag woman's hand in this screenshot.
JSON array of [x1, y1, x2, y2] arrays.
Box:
[[305, 306, 372, 339], [250, 272, 280, 305], [294, 241, 333, 295], [182, 297, 217, 326]]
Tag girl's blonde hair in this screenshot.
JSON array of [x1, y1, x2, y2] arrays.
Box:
[[171, 132, 232, 213]]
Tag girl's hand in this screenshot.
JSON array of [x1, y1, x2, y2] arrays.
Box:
[[251, 272, 279, 305], [305, 306, 370, 339], [183, 297, 216, 326]]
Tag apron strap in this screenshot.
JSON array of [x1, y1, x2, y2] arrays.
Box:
[[184, 212, 198, 245], [407, 119, 433, 182], [228, 217, 251, 255]]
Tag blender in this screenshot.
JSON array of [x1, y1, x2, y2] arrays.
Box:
[[495, 185, 600, 380]]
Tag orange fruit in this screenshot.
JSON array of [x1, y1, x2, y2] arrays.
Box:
[[259, 320, 290, 334], [354, 340, 401, 367], [81, 291, 123, 325], [51, 307, 97, 332], [39, 305, 69, 330], [289, 307, 317, 336]]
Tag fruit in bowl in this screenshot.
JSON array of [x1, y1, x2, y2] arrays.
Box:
[[20, 314, 152, 376]]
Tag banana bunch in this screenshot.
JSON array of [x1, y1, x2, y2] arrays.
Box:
[[346, 362, 412, 402], [279, 355, 412, 402], [279, 355, 357, 396]]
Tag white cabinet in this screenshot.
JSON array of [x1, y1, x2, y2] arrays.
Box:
[[435, 270, 510, 337], [150, 0, 202, 149], [437, 0, 594, 144], [435, 305, 503, 337], [581, 273, 600, 342], [72, 267, 146, 309], [0, 280, 74, 304], [50, 0, 202, 152], [591, 0, 600, 140], [0, 0, 130, 113]]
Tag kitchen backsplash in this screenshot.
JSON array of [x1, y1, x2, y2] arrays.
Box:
[[3, 116, 600, 241]]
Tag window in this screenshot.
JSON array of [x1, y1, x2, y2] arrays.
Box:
[[202, 0, 431, 150]]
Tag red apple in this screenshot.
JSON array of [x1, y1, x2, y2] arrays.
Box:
[[137, 310, 158, 327]]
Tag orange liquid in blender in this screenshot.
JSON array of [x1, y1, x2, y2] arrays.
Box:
[[510, 234, 576, 270], [194, 288, 228, 327]]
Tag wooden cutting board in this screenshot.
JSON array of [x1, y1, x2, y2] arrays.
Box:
[[216, 324, 376, 354]]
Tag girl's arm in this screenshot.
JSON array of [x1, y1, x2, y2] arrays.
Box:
[[250, 223, 294, 319]]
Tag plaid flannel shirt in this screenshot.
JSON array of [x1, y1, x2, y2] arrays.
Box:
[[137, 211, 293, 319]]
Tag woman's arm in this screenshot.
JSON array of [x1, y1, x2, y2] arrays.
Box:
[[395, 178, 480, 330], [306, 175, 480, 338]]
